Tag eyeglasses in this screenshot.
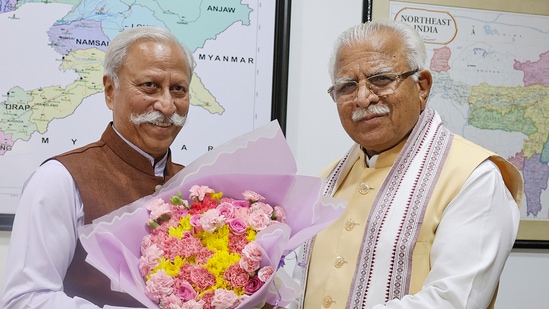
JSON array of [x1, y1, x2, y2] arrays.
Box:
[[327, 69, 418, 104]]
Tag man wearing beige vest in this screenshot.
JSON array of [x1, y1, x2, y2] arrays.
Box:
[[289, 20, 524, 309], [1, 26, 193, 308]]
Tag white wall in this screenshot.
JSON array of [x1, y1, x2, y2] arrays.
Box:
[[1, 0, 548, 308]]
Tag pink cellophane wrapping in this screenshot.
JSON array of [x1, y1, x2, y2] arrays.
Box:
[[78, 121, 346, 308]]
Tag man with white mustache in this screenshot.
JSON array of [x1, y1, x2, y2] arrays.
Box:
[[289, 20, 524, 309], [2, 26, 193, 308]]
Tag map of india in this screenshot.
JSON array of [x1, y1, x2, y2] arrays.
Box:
[[0, 0, 277, 214], [390, 2, 549, 230]]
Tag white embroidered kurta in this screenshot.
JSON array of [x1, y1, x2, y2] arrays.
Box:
[[296, 108, 523, 309]]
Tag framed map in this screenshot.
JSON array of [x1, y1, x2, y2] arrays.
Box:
[[363, 0, 549, 248], [0, 0, 291, 230]]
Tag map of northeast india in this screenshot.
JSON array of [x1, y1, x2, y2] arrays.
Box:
[[0, 0, 276, 214], [429, 48, 549, 218], [390, 2, 549, 222]]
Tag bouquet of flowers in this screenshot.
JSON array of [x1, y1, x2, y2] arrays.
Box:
[[141, 185, 287, 308], [79, 121, 346, 308]]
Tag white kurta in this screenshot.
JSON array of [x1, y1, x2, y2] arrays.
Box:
[[0, 128, 166, 308], [303, 149, 520, 309]]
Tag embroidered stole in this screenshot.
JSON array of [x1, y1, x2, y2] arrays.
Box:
[[297, 107, 454, 308]]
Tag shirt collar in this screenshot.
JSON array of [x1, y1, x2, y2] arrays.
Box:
[[111, 125, 168, 177]]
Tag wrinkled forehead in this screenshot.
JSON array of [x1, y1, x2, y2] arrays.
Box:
[[334, 32, 408, 77]]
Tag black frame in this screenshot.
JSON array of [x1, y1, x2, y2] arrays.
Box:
[[0, 215, 12, 231], [272, 0, 292, 135], [0, 1, 292, 232], [363, 0, 373, 22]]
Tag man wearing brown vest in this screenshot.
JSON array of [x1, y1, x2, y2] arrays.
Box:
[[1, 26, 193, 308]]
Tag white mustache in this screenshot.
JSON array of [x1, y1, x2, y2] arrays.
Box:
[[351, 104, 391, 122], [130, 111, 187, 127]]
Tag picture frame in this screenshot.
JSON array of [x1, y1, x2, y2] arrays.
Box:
[[0, 0, 291, 231], [362, 0, 549, 248]]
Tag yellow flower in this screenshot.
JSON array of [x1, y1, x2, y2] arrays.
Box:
[[202, 250, 243, 294], [210, 191, 223, 201], [149, 256, 184, 279], [199, 225, 230, 251], [246, 227, 257, 242], [168, 215, 193, 239]]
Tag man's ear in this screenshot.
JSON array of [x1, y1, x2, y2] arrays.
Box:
[[417, 69, 433, 110], [103, 75, 115, 111]]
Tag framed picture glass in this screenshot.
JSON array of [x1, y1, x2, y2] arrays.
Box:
[[363, 0, 549, 248], [0, 0, 291, 230]]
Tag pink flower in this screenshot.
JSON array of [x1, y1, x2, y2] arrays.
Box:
[[145, 270, 174, 301], [239, 256, 261, 273], [251, 201, 273, 216], [189, 214, 202, 228], [258, 266, 275, 282], [217, 202, 235, 220], [190, 265, 216, 290], [235, 294, 250, 307], [146, 198, 172, 221], [189, 185, 214, 201], [199, 209, 225, 232], [224, 264, 250, 288], [176, 280, 197, 302], [196, 247, 214, 264], [227, 218, 247, 235], [211, 289, 239, 309], [247, 210, 270, 230], [181, 299, 206, 309], [141, 234, 153, 252], [231, 199, 250, 208], [139, 243, 163, 276], [272, 205, 286, 222], [233, 206, 250, 222], [242, 242, 262, 261], [177, 235, 203, 258], [242, 190, 265, 202], [244, 276, 264, 295], [160, 294, 183, 309], [228, 233, 249, 253]]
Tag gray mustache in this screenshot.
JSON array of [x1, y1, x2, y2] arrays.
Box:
[[352, 104, 391, 122], [130, 111, 187, 127]]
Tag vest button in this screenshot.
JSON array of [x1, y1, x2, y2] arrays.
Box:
[[334, 256, 347, 268], [155, 184, 162, 192], [322, 295, 335, 308], [358, 182, 373, 194], [344, 219, 359, 231]]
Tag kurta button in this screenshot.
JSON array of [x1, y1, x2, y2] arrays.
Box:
[[155, 184, 162, 192], [322, 295, 335, 308], [358, 182, 373, 194], [334, 256, 347, 268], [344, 219, 359, 231]]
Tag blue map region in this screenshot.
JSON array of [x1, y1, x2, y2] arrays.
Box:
[[48, 20, 110, 54], [483, 25, 500, 35], [0, 0, 17, 12], [54, 0, 253, 52], [523, 154, 549, 217], [4, 0, 253, 54]]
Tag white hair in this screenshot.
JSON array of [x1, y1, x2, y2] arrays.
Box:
[[104, 26, 194, 87], [328, 20, 427, 82]]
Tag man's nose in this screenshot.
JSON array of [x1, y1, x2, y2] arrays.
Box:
[[154, 91, 177, 115], [354, 83, 378, 107]]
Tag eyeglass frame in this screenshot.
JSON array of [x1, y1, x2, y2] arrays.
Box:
[[327, 69, 419, 104]]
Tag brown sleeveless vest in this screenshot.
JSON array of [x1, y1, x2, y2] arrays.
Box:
[[49, 123, 183, 307]]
